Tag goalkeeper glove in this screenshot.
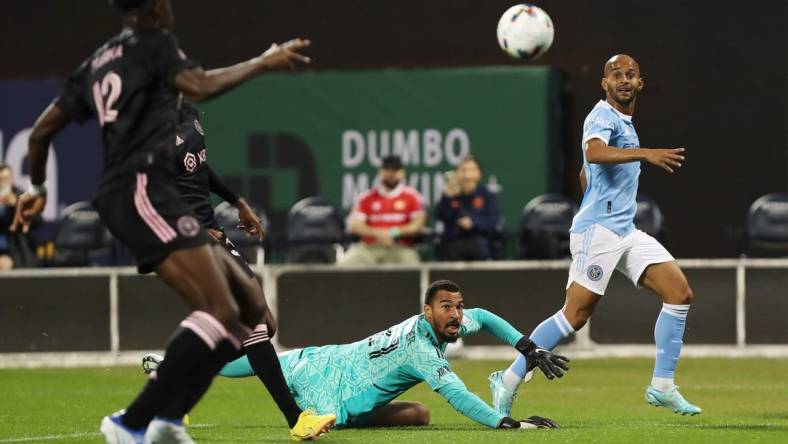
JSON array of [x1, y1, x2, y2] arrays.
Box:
[[515, 337, 570, 380], [498, 415, 559, 429]]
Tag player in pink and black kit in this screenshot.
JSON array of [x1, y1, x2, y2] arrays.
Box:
[[168, 101, 328, 438], [341, 155, 426, 266], [11, 0, 334, 442]]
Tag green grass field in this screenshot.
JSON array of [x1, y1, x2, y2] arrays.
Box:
[[1, 358, 787, 443]]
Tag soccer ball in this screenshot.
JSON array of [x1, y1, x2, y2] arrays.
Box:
[[141, 353, 163, 375], [496, 4, 554, 60]]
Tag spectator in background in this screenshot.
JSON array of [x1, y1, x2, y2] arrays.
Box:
[[0, 164, 21, 270], [435, 155, 501, 261], [340, 155, 426, 265]]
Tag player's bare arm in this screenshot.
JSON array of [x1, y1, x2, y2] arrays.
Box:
[[11, 104, 70, 233], [579, 166, 587, 194], [235, 198, 264, 240], [176, 39, 311, 102], [585, 138, 685, 173]]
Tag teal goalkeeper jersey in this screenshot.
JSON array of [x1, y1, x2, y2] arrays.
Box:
[[223, 308, 525, 427]]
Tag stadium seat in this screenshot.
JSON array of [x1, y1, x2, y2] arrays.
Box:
[[634, 193, 665, 239], [743, 193, 788, 257], [214, 201, 269, 264], [53, 201, 114, 266], [285, 197, 345, 263], [519, 194, 578, 259]]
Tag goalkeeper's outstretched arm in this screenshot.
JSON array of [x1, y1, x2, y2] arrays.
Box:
[[463, 308, 571, 379], [436, 380, 550, 429], [436, 379, 504, 428]]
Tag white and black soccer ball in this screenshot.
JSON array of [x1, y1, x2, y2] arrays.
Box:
[[496, 4, 554, 60], [142, 353, 163, 375]]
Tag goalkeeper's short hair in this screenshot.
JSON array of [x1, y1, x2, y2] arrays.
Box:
[[425, 280, 461, 305]]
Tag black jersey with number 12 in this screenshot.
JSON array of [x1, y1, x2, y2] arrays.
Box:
[[54, 26, 199, 194]]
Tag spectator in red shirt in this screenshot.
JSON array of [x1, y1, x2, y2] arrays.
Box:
[[340, 155, 426, 265]]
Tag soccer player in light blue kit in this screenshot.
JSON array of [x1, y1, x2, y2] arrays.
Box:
[[217, 280, 569, 429], [489, 54, 701, 416]]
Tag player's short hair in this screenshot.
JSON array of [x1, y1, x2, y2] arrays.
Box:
[[381, 155, 404, 171], [110, 0, 149, 12], [425, 279, 461, 305]]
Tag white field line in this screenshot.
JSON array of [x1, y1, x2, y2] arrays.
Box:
[[0, 424, 215, 443], [0, 432, 99, 443]]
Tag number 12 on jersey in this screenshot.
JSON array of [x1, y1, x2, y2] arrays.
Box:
[[92, 71, 122, 126]]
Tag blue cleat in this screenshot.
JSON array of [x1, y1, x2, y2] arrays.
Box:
[[645, 385, 702, 416], [100, 410, 146, 444], [488, 371, 517, 417]]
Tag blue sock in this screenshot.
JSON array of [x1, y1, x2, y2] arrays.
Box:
[[505, 310, 574, 382], [653, 303, 689, 381]]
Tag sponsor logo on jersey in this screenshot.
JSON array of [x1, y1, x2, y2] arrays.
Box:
[[183, 152, 198, 172], [436, 365, 451, 378], [183, 149, 207, 173], [587, 264, 604, 282], [177, 215, 200, 238]]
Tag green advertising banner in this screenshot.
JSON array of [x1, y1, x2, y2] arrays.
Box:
[[199, 66, 560, 237]]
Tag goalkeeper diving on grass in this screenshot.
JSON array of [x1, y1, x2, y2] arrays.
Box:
[[144, 279, 569, 429]]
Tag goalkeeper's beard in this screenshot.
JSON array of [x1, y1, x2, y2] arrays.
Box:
[[443, 322, 460, 343]]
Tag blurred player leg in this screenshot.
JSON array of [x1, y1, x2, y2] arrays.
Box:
[[117, 244, 246, 436], [213, 243, 308, 429], [161, 244, 334, 438]]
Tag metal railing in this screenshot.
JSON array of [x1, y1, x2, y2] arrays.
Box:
[[1, 258, 787, 366]]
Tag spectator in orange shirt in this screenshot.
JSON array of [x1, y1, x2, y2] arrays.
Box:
[[340, 155, 426, 265]]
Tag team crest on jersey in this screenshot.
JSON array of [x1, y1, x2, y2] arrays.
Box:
[[177, 215, 200, 238], [194, 119, 204, 136], [587, 265, 604, 282], [393, 199, 406, 211], [371, 201, 382, 212]]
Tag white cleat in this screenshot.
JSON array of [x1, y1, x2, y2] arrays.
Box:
[[144, 417, 195, 444], [489, 369, 534, 417], [100, 411, 146, 444]]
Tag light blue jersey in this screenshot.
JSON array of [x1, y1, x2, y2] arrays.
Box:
[[570, 100, 641, 236], [221, 308, 524, 428]]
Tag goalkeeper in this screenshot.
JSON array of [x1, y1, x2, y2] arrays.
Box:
[[213, 279, 568, 429]]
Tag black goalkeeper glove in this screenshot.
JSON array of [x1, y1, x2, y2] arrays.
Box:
[[498, 416, 559, 429], [515, 337, 570, 380], [521, 415, 560, 429], [498, 417, 522, 429]]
